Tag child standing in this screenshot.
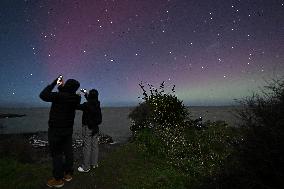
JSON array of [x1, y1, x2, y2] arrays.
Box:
[[77, 89, 102, 172]]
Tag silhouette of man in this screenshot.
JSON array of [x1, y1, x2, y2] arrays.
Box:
[[39, 76, 81, 188]]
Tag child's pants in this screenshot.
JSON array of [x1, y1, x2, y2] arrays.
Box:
[[82, 125, 99, 170]]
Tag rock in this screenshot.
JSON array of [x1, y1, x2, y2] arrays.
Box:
[[29, 135, 48, 148], [98, 133, 114, 144], [0, 113, 26, 119], [28, 132, 115, 149]]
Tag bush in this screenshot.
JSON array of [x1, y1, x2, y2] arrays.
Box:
[[129, 82, 190, 131], [129, 81, 240, 184], [128, 102, 153, 132], [211, 79, 284, 189], [129, 82, 191, 167]]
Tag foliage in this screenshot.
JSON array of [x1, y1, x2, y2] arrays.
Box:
[[133, 120, 241, 187], [209, 79, 284, 189], [129, 82, 192, 168], [129, 81, 190, 130], [97, 143, 189, 189], [128, 102, 152, 131], [128, 81, 241, 187]]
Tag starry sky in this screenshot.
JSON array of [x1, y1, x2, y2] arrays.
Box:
[[0, 0, 283, 107]]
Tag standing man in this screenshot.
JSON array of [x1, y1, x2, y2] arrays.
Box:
[[39, 76, 81, 188]]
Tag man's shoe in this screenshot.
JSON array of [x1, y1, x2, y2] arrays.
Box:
[[46, 178, 64, 188], [78, 166, 90, 173], [63, 174, 73, 182]]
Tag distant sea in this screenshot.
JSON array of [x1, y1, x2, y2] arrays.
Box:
[[0, 106, 241, 143]]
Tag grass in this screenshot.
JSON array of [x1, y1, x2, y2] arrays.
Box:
[[0, 158, 50, 189], [94, 143, 188, 189], [0, 142, 189, 189], [0, 121, 243, 189]]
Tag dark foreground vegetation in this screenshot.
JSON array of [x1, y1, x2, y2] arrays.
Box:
[[129, 79, 284, 188], [1, 79, 283, 188]]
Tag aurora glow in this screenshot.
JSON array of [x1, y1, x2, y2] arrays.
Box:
[[0, 0, 283, 107]]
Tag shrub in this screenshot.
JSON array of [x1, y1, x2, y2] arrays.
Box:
[[211, 79, 284, 189], [129, 82, 239, 183], [129, 82, 190, 131], [128, 102, 153, 132], [129, 82, 191, 167]]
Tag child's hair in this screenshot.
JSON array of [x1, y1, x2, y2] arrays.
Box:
[[87, 89, 99, 102]]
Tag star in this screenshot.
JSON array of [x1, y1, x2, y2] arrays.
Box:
[[1, 0, 282, 107]]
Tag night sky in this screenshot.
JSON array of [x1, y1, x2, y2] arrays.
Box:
[[0, 0, 283, 107]]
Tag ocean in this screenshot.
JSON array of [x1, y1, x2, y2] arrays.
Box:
[[0, 106, 241, 143]]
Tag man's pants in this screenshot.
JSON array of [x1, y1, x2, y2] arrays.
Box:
[[48, 128, 74, 180], [82, 125, 99, 170]]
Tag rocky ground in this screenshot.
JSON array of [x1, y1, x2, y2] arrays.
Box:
[[0, 131, 125, 165]]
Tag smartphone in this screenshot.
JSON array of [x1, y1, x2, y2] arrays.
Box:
[[57, 75, 63, 84], [80, 89, 87, 93]]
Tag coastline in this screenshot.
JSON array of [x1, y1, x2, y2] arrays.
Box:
[[0, 131, 126, 165], [0, 106, 240, 135], [0, 113, 26, 119]]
